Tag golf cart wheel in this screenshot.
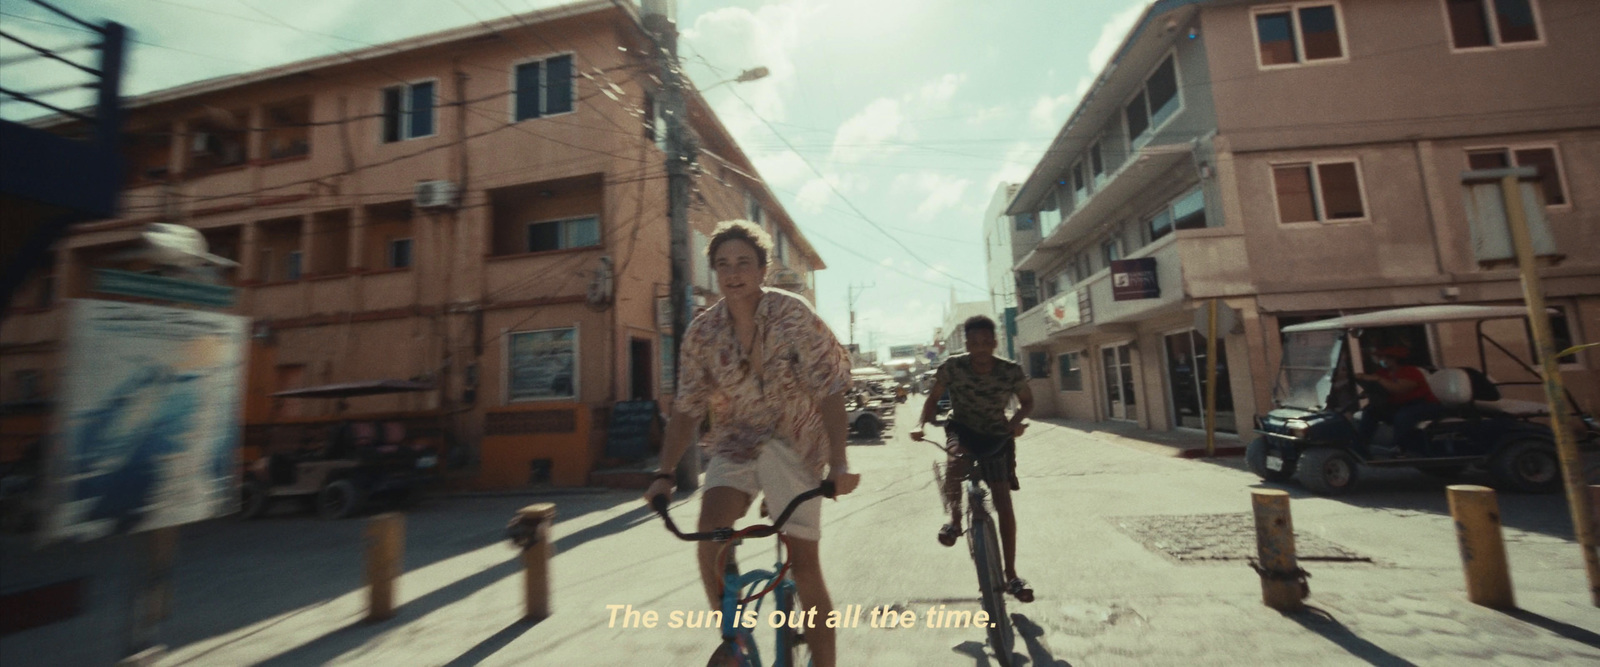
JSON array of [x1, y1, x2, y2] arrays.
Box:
[[239, 479, 269, 520], [318, 479, 365, 519], [1489, 439, 1561, 494], [1295, 447, 1360, 496], [1246, 437, 1294, 482], [855, 414, 883, 439]]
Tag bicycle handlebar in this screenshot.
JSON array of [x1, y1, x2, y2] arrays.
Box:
[[650, 480, 837, 542]]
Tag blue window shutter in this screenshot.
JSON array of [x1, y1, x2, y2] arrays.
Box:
[[546, 55, 573, 115], [516, 62, 541, 120], [409, 81, 435, 138]]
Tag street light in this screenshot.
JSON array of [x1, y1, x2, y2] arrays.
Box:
[[701, 66, 769, 92]]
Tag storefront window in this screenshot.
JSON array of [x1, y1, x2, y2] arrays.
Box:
[[1165, 330, 1235, 433], [508, 327, 578, 401]]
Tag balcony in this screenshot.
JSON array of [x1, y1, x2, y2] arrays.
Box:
[[1015, 144, 1193, 274], [1014, 236, 1188, 348]]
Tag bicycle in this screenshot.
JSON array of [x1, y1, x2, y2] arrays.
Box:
[[921, 421, 1016, 667], [650, 481, 836, 667]]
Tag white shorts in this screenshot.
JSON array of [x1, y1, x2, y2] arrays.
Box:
[[703, 439, 823, 542]]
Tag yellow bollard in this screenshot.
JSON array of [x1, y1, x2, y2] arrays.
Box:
[[1591, 486, 1599, 538], [514, 503, 557, 621], [365, 512, 405, 622], [1447, 485, 1514, 609], [1251, 489, 1306, 611]]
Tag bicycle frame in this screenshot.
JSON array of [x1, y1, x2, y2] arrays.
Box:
[[925, 432, 1016, 667], [650, 482, 835, 667]]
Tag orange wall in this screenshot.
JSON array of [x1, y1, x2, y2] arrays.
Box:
[[478, 402, 592, 487]]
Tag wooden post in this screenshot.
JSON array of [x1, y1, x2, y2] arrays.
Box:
[[365, 513, 405, 622], [1252, 489, 1304, 611], [1448, 485, 1515, 609], [518, 503, 557, 621], [1499, 174, 1600, 606]]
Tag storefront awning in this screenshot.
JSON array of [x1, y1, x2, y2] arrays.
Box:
[[271, 379, 435, 399]]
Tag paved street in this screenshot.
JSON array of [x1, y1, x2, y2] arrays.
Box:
[[4, 401, 1599, 666]]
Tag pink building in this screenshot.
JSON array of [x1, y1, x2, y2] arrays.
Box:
[[1, 1, 825, 488]]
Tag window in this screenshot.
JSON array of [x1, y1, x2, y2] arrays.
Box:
[[1028, 350, 1050, 379], [1172, 188, 1207, 231], [775, 232, 789, 266], [1072, 161, 1090, 206], [1017, 271, 1038, 311], [1446, 0, 1540, 49], [1254, 3, 1346, 67], [1148, 208, 1174, 242], [1126, 54, 1181, 148], [745, 191, 763, 226], [1272, 160, 1366, 223], [514, 54, 575, 121], [1090, 141, 1106, 188], [1040, 190, 1063, 236], [507, 327, 578, 401], [259, 248, 273, 282], [286, 251, 303, 281], [526, 216, 600, 253], [1466, 146, 1566, 206], [187, 108, 248, 173], [1058, 352, 1082, 391], [1101, 237, 1122, 267], [263, 97, 311, 159], [1537, 306, 1581, 367], [387, 238, 413, 269], [1013, 213, 1036, 231], [382, 81, 436, 142], [1074, 251, 1094, 282]]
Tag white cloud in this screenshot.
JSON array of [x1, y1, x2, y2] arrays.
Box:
[[796, 174, 841, 213], [1089, 1, 1152, 73], [829, 97, 907, 165], [916, 73, 966, 106], [1028, 93, 1075, 132], [684, 2, 810, 138], [892, 172, 972, 221]]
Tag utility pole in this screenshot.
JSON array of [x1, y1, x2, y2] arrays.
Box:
[[847, 282, 873, 347], [643, 0, 698, 491]]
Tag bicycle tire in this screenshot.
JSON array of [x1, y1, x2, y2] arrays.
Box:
[[775, 582, 813, 667], [706, 638, 751, 667], [969, 511, 1014, 667]]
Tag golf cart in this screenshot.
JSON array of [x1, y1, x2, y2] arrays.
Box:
[[241, 380, 442, 519], [1248, 305, 1599, 496]]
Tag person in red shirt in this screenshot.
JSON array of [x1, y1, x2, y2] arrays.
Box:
[[1353, 345, 1443, 457]]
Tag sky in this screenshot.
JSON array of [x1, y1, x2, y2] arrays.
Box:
[[0, 0, 1151, 360]]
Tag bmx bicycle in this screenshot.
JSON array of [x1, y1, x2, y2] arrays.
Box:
[[650, 481, 836, 667], [919, 420, 1017, 667]]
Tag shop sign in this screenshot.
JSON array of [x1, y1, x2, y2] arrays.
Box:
[[1111, 258, 1159, 301]]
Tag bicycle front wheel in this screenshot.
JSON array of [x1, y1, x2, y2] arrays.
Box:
[[775, 582, 813, 667], [969, 511, 1014, 667]]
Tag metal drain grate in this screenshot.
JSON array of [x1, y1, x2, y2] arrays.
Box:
[[1111, 513, 1372, 563]]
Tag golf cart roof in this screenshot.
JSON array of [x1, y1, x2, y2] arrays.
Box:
[[271, 379, 435, 399], [1280, 305, 1550, 333]]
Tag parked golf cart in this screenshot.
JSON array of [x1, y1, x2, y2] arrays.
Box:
[[1248, 305, 1598, 496], [241, 380, 442, 519]]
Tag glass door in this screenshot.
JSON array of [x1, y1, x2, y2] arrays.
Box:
[[1164, 330, 1235, 433], [1101, 343, 1136, 421]]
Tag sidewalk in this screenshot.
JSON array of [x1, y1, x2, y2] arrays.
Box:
[[1031, 416, 1248, 458]]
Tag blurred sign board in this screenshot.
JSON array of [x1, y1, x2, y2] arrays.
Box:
[[605, 399, 658, 459], [41, 299, 247, 543], [1110, 258, 1159, 301]]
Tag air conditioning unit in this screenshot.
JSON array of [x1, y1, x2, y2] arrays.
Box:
[[414, 180, 457, 209]]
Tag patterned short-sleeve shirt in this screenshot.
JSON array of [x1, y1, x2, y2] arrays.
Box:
[[936, 353, 1029, 438], [673, 288, 851, 474]]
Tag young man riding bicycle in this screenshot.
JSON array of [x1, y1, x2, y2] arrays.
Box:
[[911, 315, 1035, 602]]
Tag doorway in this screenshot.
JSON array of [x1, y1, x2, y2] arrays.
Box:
[[1101, 343, 1136, 421], [630, 338, 652, 400], [1164, 330, 1235, 433]]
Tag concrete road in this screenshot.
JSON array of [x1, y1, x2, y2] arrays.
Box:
[[3, 399, 1598, 665]]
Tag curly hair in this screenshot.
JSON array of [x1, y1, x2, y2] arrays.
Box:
[[707, 219, 773, 268]]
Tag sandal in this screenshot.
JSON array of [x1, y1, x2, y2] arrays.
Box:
[[1006, 577, 1034, 603], [937, 523, 961, 547]]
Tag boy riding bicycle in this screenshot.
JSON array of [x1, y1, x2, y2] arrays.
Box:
[[911, 315, 1035, 602]]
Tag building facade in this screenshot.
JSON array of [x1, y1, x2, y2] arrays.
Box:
[[1004, 0, 1598, 437], [0, 1, 826, 487], [982, 182, 1032, 362]]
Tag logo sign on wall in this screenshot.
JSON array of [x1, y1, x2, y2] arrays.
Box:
[[1110, 258, 1160, 301], [42, 299, 248, 543]]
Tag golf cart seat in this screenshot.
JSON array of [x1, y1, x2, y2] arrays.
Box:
[[1418, 368, 1476, 430], [1475, 398, 1551, 418]]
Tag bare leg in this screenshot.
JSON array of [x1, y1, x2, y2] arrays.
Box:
[[786, 537, 837, 667], [696, 486, 752, 610], [945, 455, 971, 528]]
